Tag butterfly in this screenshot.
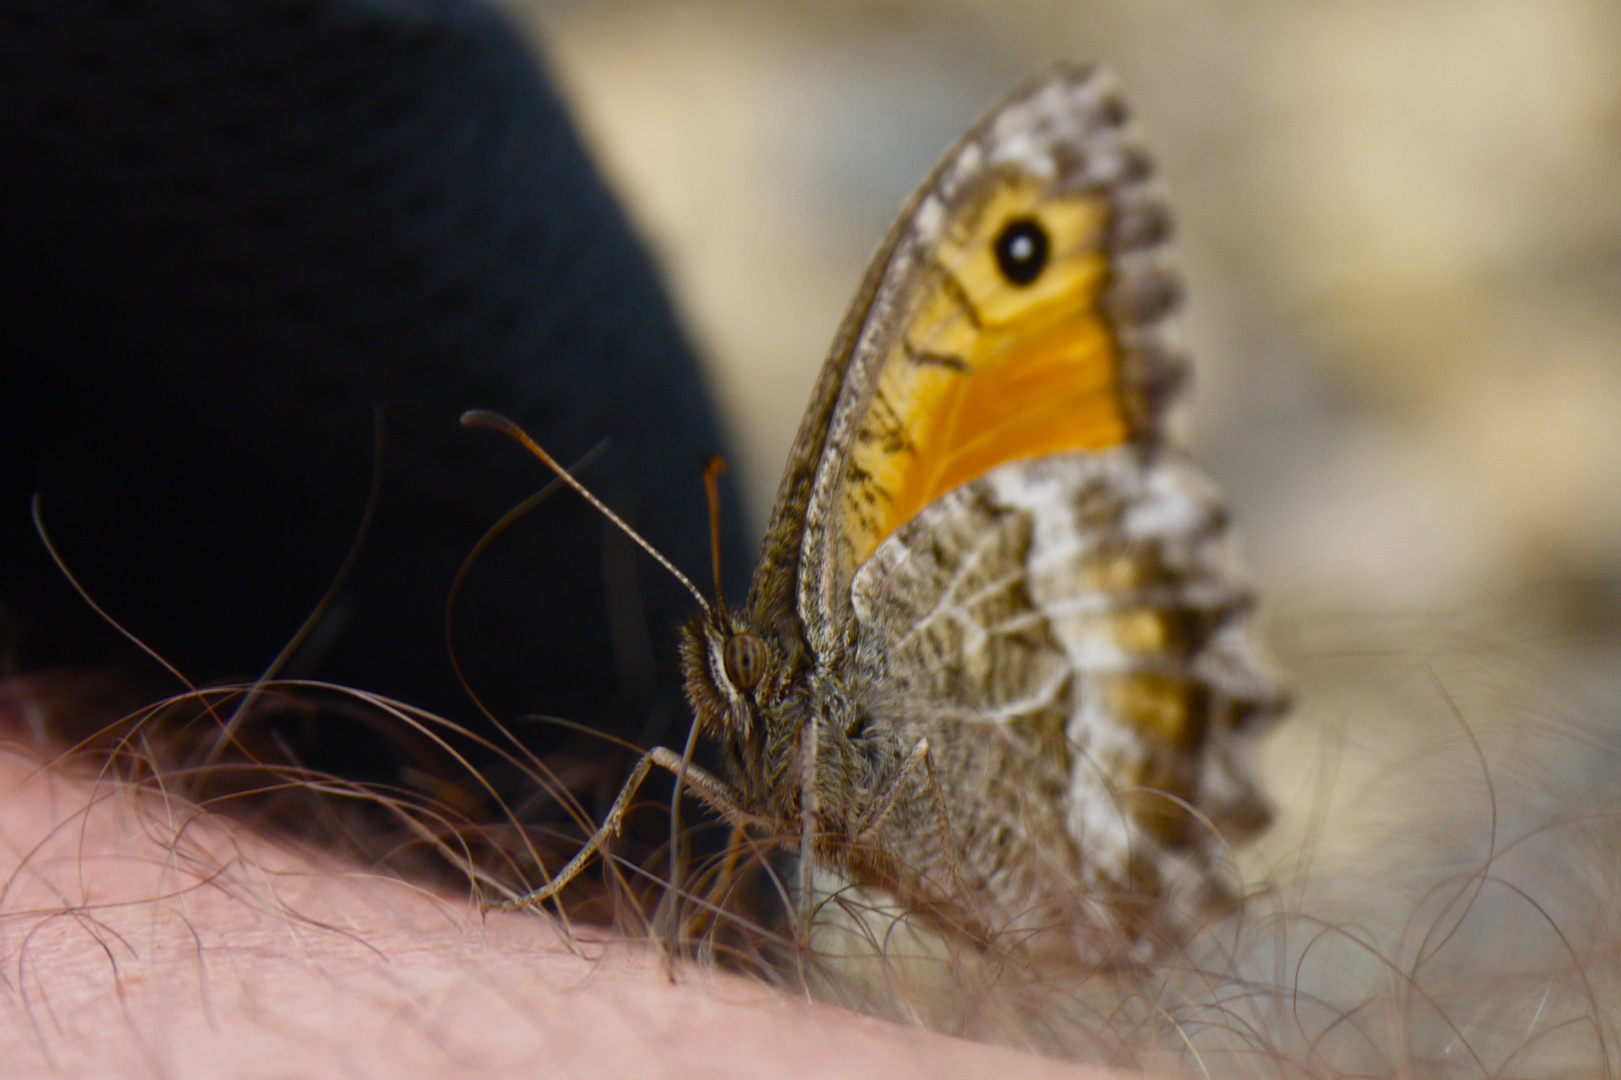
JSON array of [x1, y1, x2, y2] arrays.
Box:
[[476, 62, 1286, 965]]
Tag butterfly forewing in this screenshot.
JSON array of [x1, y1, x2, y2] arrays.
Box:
[[786, 66, 1187, 649]]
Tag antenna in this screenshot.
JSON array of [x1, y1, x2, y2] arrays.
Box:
[[460, 410, 711, 616], [702, 456, 728, 612]]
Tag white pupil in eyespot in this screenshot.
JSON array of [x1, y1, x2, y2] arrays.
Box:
[[1008, 235, 1034, 261]]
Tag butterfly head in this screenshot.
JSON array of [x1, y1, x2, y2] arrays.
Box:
[[678, 607, 800, 744]]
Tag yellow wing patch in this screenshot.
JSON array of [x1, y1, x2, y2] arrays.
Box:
[[843, 174, 1133, 570]]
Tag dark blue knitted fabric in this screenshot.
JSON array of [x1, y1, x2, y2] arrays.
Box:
[[0, 0, 747, 764]]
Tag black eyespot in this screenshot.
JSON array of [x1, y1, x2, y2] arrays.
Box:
[[993, 217, 1049, 286], [722, 632, 768, 692]]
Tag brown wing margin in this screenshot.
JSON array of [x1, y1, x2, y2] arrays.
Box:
[[736, 76, 1008, 645]]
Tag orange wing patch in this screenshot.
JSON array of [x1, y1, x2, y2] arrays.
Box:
[[843, 174, 1133, 570]]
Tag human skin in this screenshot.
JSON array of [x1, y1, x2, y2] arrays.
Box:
[[0, 710, 1132, 1080]]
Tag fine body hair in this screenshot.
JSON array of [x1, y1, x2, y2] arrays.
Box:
[[3, 595, 1617, 1078]]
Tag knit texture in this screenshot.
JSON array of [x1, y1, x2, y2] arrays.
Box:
[[0, 0, 747, 764]]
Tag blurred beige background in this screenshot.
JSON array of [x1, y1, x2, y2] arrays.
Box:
[[499, 0, 1621, 835], [493, 1, 1621, 1063], [501, 0, 1621, 614]]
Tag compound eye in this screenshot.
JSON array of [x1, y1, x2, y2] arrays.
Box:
[[722, 632, 768, 692], [993, 216, 1050, 286]]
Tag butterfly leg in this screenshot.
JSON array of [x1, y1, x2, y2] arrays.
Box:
[[852, 739, 988, 931], [647, 747, 768, 832], [852, 736, 933, 844], [796, 717, 820, 932], [490, 746, 759, 910]]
